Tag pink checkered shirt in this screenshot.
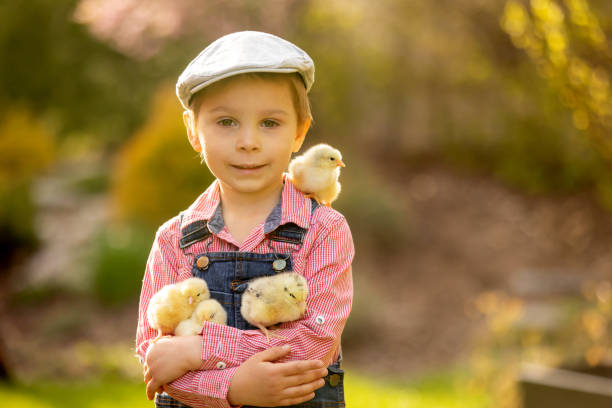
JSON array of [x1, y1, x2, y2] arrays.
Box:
[[135, 172, 355, 408]]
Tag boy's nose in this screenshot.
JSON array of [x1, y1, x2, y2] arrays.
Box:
[[236, 127, 261, 151]]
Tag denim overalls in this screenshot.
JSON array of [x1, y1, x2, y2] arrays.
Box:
[[155, 198, 345, 408]]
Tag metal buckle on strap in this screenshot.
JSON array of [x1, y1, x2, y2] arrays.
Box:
[[268, 224, 305, 244], [179, 221, 211, 249]]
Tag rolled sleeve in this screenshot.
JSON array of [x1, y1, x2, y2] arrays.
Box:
[[165, 366, 241, 408]]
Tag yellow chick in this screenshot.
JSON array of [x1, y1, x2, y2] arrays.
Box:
[[288, 143, 346, 207], [147, 277, 210, 342], [175, 298, 227, 336], [240, 272, 309, 342]]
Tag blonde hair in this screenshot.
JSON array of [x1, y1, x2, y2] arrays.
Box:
[[188, 71, 312, 131]]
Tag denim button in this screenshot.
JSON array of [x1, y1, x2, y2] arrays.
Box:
[[272, 259, 286, 271], [216, 361, 226, 370], [197, 256, 209, 270]]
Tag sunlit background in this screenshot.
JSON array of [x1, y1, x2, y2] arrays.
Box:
[[1, 0, 612, 407]]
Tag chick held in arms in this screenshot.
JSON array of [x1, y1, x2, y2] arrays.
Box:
[[175, 298, 227, 336], [147, 277, 210, 342], [241, 272, 309, 342], [288, 143, 345, 207]]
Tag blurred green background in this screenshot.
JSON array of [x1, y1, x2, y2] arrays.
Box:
[[2, 0, 612, 406]]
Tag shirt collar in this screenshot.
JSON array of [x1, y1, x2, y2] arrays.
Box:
[[180, 172, 312, 233]]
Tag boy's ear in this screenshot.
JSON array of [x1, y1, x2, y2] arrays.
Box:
[[292, 117, 311, 153], [183, 110, 202, 152]]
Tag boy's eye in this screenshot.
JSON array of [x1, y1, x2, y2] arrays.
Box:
[[217, 118, 235, 127], [261, 119, 279, 128]]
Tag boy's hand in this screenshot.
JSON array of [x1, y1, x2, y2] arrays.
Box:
[[227, 345, 328, 407], [144, 335, 203, 400]]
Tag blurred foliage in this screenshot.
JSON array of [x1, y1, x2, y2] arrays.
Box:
[[337, 166, 413, 256], [91, 223, 153, 306], [0, 106, 55, 263], [0, 0, 163, 145], [111, 84, 215, 227], [501, 0, 612, 155], [467, 280, 612, 408], [0, 0, 610, 204]]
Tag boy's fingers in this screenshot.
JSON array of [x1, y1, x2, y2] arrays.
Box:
[[276, 359, 324, 376], [283, 367, 328, 388], [256, 345, 291, 362], [282, 378, 325, 399], [146, 379, 161, 400]]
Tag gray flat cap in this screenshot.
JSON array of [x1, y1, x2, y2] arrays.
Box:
[[176, 31, 315, 110]]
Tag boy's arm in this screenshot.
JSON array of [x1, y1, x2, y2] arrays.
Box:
[[137, 225, 241, 407]]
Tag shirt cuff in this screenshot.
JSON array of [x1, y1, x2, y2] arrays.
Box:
[[200, 322, 243, 368], [165, 366, 240, 408]]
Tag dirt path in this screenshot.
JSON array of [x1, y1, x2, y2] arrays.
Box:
[[343, 162, 612, 376]]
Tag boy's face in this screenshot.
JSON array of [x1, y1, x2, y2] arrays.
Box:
[[184, 75, 310, 198]]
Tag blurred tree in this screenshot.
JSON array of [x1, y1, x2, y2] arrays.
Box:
[[111, 84, 215, 228], [0, 0, 157, 145], [0, 105, 55, 383], [0, 106, 55, 266], [501, 0, 612, 157]]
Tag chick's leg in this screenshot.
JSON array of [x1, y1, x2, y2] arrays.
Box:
[[255, 324, 271, 342], [255, 324, 287, 342], [151, 329, 163, 344]]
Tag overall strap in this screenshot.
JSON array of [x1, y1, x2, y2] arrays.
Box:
[[268, 198, 319, 244], [178, 213, 212, 250]]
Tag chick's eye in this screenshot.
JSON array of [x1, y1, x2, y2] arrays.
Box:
[[330, 157, 335, 161], [261, 119, 279, 128], [218, 118, 235, 127], [289, 293, 296, 299]]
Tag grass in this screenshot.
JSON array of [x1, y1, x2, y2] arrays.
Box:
[[0, 369, 489, 408], [346, 369, 489, 408], [0, 379, 152, 408]]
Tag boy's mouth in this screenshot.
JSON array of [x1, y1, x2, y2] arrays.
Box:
[[232, 164, 266, 170]]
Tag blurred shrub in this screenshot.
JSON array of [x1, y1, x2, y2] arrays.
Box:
[[439, 114, 608, 195], [0, 106, 55, 263], [467, 281, 612, 408], [111, 83, 215, 229], [91, 223, 153, 306], [336, 165, 414, 256], [72, 172, 109, 195]]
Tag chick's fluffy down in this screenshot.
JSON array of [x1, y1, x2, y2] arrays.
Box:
[[288, 143, 344, 205], [147, 277, 210, 335], [241, 272, 309, 328], [175, 298, 227, 336]]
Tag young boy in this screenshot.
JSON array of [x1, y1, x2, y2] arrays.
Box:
[[135, 31, 354, 408]]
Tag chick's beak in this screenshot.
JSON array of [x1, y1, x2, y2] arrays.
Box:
[[337, 160, 346, 168], [188, 296, 193, 305]]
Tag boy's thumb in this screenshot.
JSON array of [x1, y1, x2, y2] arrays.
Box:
[[258, 345, 291, 362]]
